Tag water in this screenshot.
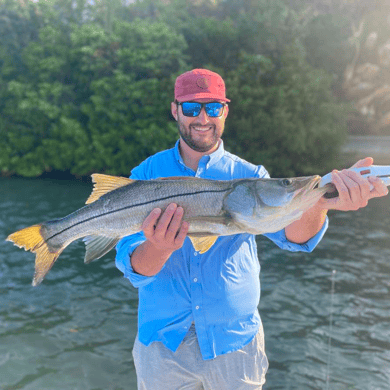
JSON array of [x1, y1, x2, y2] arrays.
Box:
[[1, 177, 390, 390]]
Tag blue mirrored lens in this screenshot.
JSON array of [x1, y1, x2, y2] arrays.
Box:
[[181, 102, 201, 117], [181, 102, 224, 117], [204, 103, 224, 117]]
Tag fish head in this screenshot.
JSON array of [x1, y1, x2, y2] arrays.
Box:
[[254, 175, 324, 208], [223, 175, 329, 235], [250, 174, 331, 233]]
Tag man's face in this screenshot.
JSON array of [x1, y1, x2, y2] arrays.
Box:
[[171, 100, 229, 153]]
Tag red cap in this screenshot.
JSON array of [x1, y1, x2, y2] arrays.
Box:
[[174, 69, 230, 102]]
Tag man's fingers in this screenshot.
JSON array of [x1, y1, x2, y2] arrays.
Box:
[[337, 170, 368, 208], [141, 203, 189, 252], [339, 170, 361, 204], [321, 159, 389, 211], [343, 169, 371, 200], [175, 221, 189, 245], [165, 206, 184, 241], [350, 157, 373, 169], [324, 170, 367, 210], [368, 176, 389, 198], [154, 203, 177, 237], [142, 208, 162, 236], [331, 170, 350, 202]]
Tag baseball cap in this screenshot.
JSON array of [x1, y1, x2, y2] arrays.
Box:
[[174, 69, 230, 103]]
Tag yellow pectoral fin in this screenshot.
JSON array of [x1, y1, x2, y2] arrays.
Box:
[[86, 174, 135, 204], [189, 236, 219, 254]]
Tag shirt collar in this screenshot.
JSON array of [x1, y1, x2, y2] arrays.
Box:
[[173, 139, 225, 169], [173, 139, 186, 167], [207, 139, 225, 167]]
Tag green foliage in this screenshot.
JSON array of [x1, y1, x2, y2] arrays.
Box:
[[302, 13, 354, 80], [224, 45, 347, 177], [79, 20, 187, 175], [0, 5, 187, 177], [154, 0, 301, 72], [0, 0, 350, 178]]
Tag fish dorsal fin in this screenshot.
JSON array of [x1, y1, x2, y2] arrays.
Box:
[[86, 174, 135, 204], [189, 236, 219, 254]]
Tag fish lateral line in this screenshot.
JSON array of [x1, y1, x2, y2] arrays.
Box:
[[45, 186, 230, 242], [6, 182, 236, 286]]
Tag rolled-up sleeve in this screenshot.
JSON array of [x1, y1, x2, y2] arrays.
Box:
[[115, 232, 161, 288], [263, 216, 328, 253]]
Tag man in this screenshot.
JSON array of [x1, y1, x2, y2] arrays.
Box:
[[115, 69, 388, 389]]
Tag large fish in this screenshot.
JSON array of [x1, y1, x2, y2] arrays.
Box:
[[6, 174, 331, 286]]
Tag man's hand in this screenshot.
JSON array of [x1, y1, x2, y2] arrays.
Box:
[[130, 203, 189, 276], [142, 203, 189, 254], [285, 157, 388, 244], [319, 157, 388, 211]]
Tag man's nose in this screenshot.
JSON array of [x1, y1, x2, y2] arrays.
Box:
[[197, 107, 209, 123]]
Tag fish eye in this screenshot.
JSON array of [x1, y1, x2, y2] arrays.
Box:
[[281, 178, 293, 187]]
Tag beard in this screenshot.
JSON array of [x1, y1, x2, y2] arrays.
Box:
[[177, 120, 222, 153]]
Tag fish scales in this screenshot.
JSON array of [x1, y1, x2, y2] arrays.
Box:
[[40, 179, 235, 252]]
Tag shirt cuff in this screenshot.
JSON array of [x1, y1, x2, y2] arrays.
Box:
[[115, 233, 158, 288], [263, 216, 329, 253]]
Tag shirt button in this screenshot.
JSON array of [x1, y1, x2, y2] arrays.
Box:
[[193, 278, 198, 282], [195, 306, 200, 310], [194, 252, 198, 256]]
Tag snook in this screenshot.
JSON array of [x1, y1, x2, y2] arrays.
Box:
[[7, 174, 330, 286]]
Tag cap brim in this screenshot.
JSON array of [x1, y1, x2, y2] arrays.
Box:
[[176, 93, 230, 103]]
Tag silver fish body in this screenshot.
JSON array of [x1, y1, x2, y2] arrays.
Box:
[[7, 174, 329, 285]]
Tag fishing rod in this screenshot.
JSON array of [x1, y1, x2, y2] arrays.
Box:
[[326, 269, 336, 390]]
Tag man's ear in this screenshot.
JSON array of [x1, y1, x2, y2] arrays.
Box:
[[171, 102, 178, 121], [224, 104, 229, 118]]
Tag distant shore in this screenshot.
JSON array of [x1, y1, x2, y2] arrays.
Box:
[[341, 135, 390, 165]]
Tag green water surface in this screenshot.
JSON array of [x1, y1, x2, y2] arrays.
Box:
[[1, 177, 390, 390]]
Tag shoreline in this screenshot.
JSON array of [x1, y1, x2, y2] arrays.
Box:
[[340, 135, 390, 166]]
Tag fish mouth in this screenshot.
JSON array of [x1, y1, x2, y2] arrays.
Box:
[[310, 175, 322, 190], [296, 175, 327, 203], [299, 175, 322, 195], [312, 175, 338, 198]]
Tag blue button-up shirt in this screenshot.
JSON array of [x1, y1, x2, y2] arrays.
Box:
[[115, 140, 328, 360]]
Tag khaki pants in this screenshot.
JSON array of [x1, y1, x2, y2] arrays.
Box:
[[132, 324, 268, 390]]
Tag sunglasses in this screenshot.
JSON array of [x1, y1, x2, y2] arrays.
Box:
[[177, 102, 226, 117]]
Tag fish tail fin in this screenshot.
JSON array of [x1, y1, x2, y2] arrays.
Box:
[[7, 225, 44, 251], [6, 224, 64, 286]]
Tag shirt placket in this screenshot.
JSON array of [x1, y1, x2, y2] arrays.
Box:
[[195, 156, 209, 178], [189, 250, 210, 357], [191, 156, 211, 356]]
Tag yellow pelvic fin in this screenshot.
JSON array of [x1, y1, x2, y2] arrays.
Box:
[[86, 174, 135, 204], [6, 225, 63, 286], [189, 236, 219, 254]]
